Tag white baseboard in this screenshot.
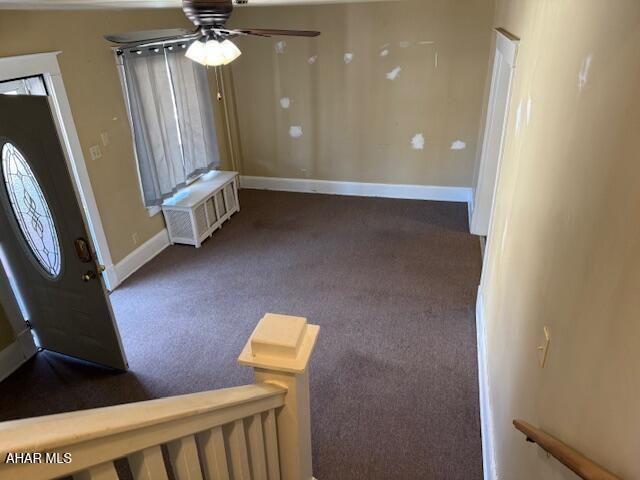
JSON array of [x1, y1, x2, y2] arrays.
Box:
[[476, 290, 496, 480], [106, 229, 170, 291], [0, 329, 36, 382], [240, 176, 472, 203]]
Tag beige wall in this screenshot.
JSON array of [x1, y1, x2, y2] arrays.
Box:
[[481, 0, 640, 478], [228, 0, 494, 187], [0, 9, 234, 264]]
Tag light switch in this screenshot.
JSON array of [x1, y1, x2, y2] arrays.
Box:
[[89, 145, 102, 161], [537, 326, 551, 368]]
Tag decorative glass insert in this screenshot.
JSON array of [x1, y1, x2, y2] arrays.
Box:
[[1, 142, 61, 277]]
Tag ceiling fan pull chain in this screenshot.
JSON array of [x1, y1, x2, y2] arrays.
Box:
[[215, 67, 223, 101]]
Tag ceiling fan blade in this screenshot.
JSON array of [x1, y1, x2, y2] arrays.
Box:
[[104, 29, 197, 45], [233, 28, 321, 38]]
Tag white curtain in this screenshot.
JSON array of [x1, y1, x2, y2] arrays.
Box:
[[122, 46, 220, 206]]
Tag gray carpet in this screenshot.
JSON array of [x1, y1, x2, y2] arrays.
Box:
[[0, 189, 483, 479]]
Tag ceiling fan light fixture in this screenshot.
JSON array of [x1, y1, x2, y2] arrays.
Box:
[[185, 38, 241, 67], [218, 39, 242, 64], [185, 39, 206, 63]]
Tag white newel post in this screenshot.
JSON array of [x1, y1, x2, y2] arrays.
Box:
[[238, 313, 320, 480]]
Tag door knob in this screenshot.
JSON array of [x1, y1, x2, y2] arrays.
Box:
[[82, 270, 96, 282]]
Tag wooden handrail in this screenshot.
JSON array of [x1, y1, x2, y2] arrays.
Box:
[[0, 313, 320, 480], [513, 419, 621, 480], [0, 383, 287, 480], [0, 383, 285, 457]]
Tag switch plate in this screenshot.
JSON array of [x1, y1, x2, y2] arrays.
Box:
[[89, 145, 102, 160]]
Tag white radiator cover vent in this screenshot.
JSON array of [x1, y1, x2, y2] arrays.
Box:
[[162, 171, 239, 248]]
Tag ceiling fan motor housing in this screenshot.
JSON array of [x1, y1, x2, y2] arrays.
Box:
[[182, 0, 234, 27]]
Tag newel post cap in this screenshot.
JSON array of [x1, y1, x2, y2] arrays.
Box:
[[238, 313, 320, 374]]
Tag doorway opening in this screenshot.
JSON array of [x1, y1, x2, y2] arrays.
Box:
[[0, 75, 49, 328], [0, 54, 126, 379], [0, 53, 116, 289]]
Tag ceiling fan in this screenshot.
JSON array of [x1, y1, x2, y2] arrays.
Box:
[[104, 0, 320, 67]]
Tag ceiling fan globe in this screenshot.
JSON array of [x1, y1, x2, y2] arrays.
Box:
[[186, 38, 241, 67]]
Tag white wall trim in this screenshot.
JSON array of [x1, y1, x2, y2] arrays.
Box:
[[0, 245, 37, 380], [0, 52, 116, 290], [0, 329, 37, 382], [0, 341, 27, 383], [240, 176, 473, 203], [476, 290, 497, 480], [470, 29, 519, 236], [468, 191, 475, 230], [107, 229, 170, 290]]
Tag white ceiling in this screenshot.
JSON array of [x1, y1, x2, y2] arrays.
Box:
[[0, 0, 398, 9]]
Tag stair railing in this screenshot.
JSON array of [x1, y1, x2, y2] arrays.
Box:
[[0, 313, 319, 480]]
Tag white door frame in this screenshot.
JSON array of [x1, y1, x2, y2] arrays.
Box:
[[0, 52, 117, 289], [470, 29, 519, 238]]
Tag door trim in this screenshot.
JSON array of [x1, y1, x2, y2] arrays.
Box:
[[470, 29, 519, 237], [0, 52, 116, 289], [0, 329, 37, 382], [0, 245, 37, 381]]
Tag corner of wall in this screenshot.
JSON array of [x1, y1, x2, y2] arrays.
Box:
[[476, 289, 497, 480], [106, 228, 170, 291]]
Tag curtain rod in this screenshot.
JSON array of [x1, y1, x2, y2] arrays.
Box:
[[112, 37, 193, 55]]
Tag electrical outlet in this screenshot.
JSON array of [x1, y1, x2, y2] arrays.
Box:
[[132, 233, 139, 245], [101, 132, 109, 147], [89, 145, 102, 161]]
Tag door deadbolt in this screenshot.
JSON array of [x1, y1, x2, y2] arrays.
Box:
[[75, 238, 93, 263]]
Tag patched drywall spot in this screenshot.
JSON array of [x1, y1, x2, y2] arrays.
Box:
[[399, 41, 410, 48], [308, 55, 318, 65], [451, 140, 467, 150], [386, 67, 402, 81], [289, 126, 303, 138], [275, 41, 286, 54], [344, 52, 354, 64], [419, 40, 435, 45], [380, 43, 390, 49], [515, 99, 523, 135], [411, 133, 425, 150], [434, 51, 439, 68], [112, 117, 118, 121], [578, 54, 593, 92], [280, 97, 291, 109], [380, 49, 390, 57], [526, 96, 533, 125]]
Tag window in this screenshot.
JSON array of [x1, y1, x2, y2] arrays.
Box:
[[118, 45, 221, 208], [0, 76, 47, 96], [1, 142, 61, 277]]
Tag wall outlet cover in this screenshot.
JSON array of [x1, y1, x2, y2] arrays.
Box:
[[89, 145, 102, 160]]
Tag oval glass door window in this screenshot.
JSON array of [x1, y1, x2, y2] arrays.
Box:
[[1, 142, 61, 277]]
